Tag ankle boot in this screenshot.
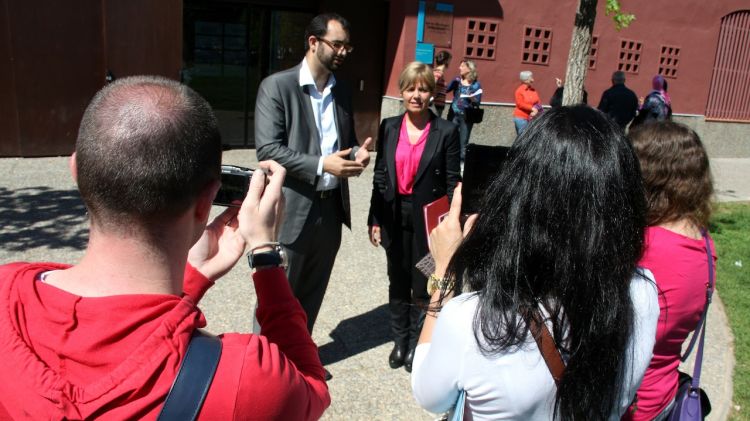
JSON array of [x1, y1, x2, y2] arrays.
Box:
[[404, 347, 415, 373], [389, 342, 408, 369]]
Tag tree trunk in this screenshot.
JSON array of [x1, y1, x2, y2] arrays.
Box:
[[562, 0, 597, 106]]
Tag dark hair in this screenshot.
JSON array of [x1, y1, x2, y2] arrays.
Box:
[[612, 71, 626, 84], [629, 121, 713, 227], [447, 106, 646, 420], [76, 75, 222, 231], [304, 13, 351, 52], [434, 50, 452, 66]]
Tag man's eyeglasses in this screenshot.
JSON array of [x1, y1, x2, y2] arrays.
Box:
[[316, 37, 354, 54]]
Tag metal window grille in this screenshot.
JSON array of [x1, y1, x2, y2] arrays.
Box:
[[589, 35, 600, 69], [658, 45, 680, 78], [706, 11, 750, 122], [617, 38, 642, 74], [522, 26, 552, 65], [465, 19, 498, 60]]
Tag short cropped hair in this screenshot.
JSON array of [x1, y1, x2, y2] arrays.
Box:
[[612, 71, 626, 84], [304, 13, 351, 51], [398, 61, 436, 94], [76, 75, 222, 230], [520, 70, 533, 82], [434, 50, 452, 66], [629, 121, 714, 227]]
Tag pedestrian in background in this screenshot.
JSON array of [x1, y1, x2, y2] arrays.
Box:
[[446, 59, 482, 162], [598, 70, 639, 130], [632, 75, 673, 128], [431, 51, 452, 118], [513, 70, 542, 135]]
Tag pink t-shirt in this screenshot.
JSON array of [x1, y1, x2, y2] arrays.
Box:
[[625, 226, 716, 421], [396, 115, 431, 195]]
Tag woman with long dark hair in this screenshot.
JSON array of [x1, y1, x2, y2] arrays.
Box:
[[624, 122, 716, 420], [368, 61, 461, 372], [411, 106, 660, 420]]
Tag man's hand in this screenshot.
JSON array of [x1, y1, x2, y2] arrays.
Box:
[[188, 206, 246, 282], [368, 225, 381, 247], [428, 184, 478, 277], [323, 148, 364, 178], [530, 107, 539, 117], [355, 137, 373, 168], [238, 160, 286, 252]]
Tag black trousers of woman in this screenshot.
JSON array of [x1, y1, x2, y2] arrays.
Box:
[[385, 195, 430, 351]]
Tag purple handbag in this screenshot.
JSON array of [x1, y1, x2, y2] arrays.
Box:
[[667, 231, 714, 421]]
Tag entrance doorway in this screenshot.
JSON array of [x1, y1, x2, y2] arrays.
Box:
[[183, 2, 314, 147]]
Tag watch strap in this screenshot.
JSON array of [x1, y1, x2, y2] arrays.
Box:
[[247, 250, 283, 269]]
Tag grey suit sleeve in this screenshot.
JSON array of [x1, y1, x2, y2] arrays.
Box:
[[254, 76, 320, 185]]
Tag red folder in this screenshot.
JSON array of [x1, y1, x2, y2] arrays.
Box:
[[423, 195, 450, 247]]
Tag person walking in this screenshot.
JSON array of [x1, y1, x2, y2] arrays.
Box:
[[631, 75, 673, 128], [446, 59, 482, 162], [431, 50, 452, 118]]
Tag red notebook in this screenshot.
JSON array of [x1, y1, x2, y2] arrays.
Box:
[[423, 195, 450, 247]]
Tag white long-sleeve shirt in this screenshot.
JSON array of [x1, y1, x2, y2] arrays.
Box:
[[411, 269, 660, 420]]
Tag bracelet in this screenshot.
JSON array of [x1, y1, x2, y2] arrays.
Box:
[[249, 241, 281, 253], [428, 273, 455, 296]]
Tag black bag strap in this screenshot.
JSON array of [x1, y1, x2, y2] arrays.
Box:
[[157, 329, 223, 421]]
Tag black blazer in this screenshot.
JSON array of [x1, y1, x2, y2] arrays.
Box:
[[368, 112, 461, 253]]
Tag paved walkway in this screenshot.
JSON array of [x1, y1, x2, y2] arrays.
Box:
[[0, 153, 746, 420]]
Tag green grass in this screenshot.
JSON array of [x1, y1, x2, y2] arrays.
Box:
[[711, 202, 750, 420]]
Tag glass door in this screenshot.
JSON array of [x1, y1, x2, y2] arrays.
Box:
[[183, 1, 313, 147]]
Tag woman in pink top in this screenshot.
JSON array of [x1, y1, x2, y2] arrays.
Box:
[[625, 121, 716, 420], [367, 61, 461, 372]]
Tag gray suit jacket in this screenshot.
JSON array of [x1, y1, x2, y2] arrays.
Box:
[[255, 63, 359, 244]]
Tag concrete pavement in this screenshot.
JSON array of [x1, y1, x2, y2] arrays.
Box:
[[0, 152, 746, 420]]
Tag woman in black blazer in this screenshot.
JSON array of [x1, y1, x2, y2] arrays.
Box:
[[368, 61, 461, 372]]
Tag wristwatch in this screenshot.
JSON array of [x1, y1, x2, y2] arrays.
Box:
[[247, 245, 288, 270]]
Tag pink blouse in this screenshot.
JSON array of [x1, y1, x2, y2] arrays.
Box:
[[395, 115, 431, 195], [625, 226, 716, 421]]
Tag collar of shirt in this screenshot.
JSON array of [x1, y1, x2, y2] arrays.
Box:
[[299, 58, 336, 95], [299, 58, 340, 191]]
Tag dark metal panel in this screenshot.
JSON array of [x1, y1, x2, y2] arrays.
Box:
[[8, 0, 105, 156], [104, 0, 183, 80], [0, 0, 20, 156]]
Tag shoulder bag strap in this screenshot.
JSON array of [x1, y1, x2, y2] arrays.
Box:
[[685, 231, 715, 390], [680, 230, 715, 363], [157, 329, 223, 421], [528, 310, 566, 386]]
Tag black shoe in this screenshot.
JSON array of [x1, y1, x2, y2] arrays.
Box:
[[389, 342, 407, 369], [324, 368, 333, 381], [404, 347, 415, 373]]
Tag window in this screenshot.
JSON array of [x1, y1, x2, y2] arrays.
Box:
[[706, 11, 750, 121], [465, 19, 498, 60], [617, 38, 642, 74], [589, 35, 599, 69], [658, 45, 680, 78], [522, 26, 552, 65]]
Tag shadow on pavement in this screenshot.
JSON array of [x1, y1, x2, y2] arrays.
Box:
[[0, 186, 88, 251], [319, 304, 390, 365]]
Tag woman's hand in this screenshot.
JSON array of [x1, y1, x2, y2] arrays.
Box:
[[368, 225, 381, 247], [428, 184, 478, 277]]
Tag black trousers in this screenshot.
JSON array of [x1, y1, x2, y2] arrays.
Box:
[[385, 195, 429, 349], [284, 190, 344, 334]]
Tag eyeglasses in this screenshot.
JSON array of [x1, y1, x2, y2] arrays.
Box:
[[316, 37, 354, 54]]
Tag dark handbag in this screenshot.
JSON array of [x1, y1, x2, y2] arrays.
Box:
[[464, 105, 484, 124], [157, 330, 223, 421], [666, 232, 714, 421]]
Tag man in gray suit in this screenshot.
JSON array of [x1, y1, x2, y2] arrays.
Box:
[[255, 13, 372, 339]]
